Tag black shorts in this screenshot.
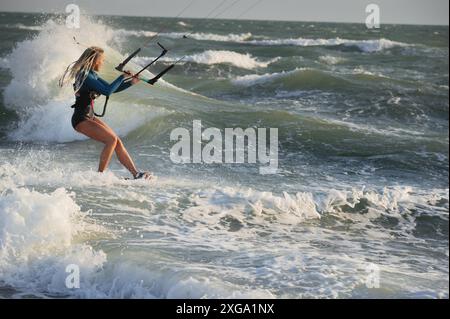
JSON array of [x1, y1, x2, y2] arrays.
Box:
[[71, 105, 91, 130]]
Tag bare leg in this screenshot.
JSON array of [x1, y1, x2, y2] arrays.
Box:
[[75, 119, 118, 172], [92, 118, 139, 177], [115, 138, 138, 177]]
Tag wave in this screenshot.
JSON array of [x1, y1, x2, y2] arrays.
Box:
[[0, 17, 111, 141], [115, 28, 158, 38], [183, 188, 321, 227], [113, 28, 408, 53], [184, 50, 278, 69], [0, 57, 8, 69], [2, 17, 117, 110], [165, 31, 254, 42], [188, 185, 449, 225], [2, 149, 448, 228], [351, 67, 388, 77], [1, 151, 448, 232], [0, 184, 273, 298], [5, 23, 45, 31], [246, 37, 410, 52], [115, 29, 253, 42], [0, 145, 448, 298], [1, 183, 447, 298], [230, 67, 410, 91], [177, 21, 191, 27], [0, 186, 107, 297], [323, 118, 432, 139], [319, 55, 346, 65], [0, 152, 278, 298], [231, 68, 347, 89], [135, 50, 279, 70], [232, 69, 299, 86]]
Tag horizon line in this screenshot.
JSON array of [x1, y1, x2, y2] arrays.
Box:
[[0, 9, 449, 27]]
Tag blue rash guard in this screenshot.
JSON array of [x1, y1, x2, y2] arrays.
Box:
[[71, 71, 133, 129]]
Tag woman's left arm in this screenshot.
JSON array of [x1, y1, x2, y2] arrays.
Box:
[[114, 79, 134, 93], [84, 73, 125, 96], [97, 75, 135, 94]]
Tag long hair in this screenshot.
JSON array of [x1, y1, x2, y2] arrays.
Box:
[[59, 46, 104, 93]]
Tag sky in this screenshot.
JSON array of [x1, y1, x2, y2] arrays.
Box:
[[0, 0, 448, 25]]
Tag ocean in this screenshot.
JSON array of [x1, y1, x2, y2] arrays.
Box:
[[0, 11, 448, 298]]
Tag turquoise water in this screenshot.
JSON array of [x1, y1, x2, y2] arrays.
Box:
[[0, 12, 448, 298]]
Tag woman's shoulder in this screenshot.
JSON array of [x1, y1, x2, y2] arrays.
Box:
[[87, 70, 98, 79]]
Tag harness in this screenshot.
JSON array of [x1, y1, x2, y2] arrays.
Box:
[[71, 89, 109, 118]]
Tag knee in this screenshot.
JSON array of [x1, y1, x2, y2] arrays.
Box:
[[115, 137, 123, 147], [106, 135, 118, 146]]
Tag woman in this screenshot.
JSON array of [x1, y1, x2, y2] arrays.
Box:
[[60, 46, 152, 180]]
